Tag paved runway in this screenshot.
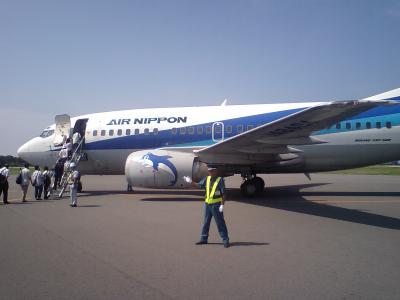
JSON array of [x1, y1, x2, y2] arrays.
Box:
[[1, 174, 400, 300]]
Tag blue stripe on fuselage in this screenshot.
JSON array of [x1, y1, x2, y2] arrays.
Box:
[[84, 107, 305, 151], [83, 103, 400, 151]]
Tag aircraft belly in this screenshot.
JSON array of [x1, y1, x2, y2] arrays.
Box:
[[80, 149, 133, 175]]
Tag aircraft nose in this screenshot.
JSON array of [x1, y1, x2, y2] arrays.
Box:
[[17, 142, 30, 159]]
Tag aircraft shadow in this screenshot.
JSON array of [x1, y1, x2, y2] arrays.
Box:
[[77, 189, 203, 198], [228, 184, 400, 230], [69, 183, 400, 230]]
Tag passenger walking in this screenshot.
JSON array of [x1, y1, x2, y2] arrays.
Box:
[[0, 164, 10, 204], [20, 164, 31, 202], [65, 138, 73, 158], [43, 166, 51, 199], [184, 167, 230, 248], [68, 162, 80, 207], [72, 131, 81, 152], [53, 159, 64, 190], [31, 166, 44, 200]]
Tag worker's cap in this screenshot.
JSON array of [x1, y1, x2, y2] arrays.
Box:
[[70, 162, 76, 168], [207, 167, 217, 171]]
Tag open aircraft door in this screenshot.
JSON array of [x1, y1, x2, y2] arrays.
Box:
[[72, 118, 89, 149], [54, 114, 71, 146]]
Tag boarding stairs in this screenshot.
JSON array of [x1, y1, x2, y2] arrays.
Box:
[[58, 138, 85, 198]]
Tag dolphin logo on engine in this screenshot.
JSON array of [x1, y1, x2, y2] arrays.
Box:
[[134, 152, 178, 186]]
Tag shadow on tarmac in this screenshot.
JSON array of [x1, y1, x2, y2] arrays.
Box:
[[230, 183, 400, 230], [64, 183, 400, 230], [78, 189, 203, 198], [202, 242, 270, 247]]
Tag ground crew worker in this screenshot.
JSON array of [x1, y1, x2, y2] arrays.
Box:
[[0, 164, 10, 204], [68, 162, 80, 207], [184, 167, 230, 248]]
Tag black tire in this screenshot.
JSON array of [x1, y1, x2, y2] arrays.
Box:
[[240, 180, 257, 198], [253, 177, 265, 194]]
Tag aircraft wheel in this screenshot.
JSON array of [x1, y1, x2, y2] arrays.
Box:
[[240, 180, 257, 198], [253, 177, 265, 194]]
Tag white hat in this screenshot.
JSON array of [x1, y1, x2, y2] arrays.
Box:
[[70, 162, 76, 168]]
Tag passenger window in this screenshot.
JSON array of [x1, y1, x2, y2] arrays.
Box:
[[336, 123, 341, 129], [93, 130, 98, 136], [206, 126, 211, 135], [153, 128, 158, 135], [366, 122, 371, 129], [188, 127, 194, 135], [237, 125, 244, 133], [376, 122, 381, 129], [171, 128, 177, 135], [386, 122, 392, 129], [247, 124, 254, 131], [117, 129, 122, 136], [226, 125, 232, 134], [180, 127, 186, 134], [144, 128, 149, 135], [101, 130, 106, 136], [197, 126, 203, 135], [109, 130, 114, 136], [134, 128, 140, 135], [215, 126, 221, 134], [345, 123, 351, 130], [126, 129, 131, 135], [356, 122, 361, 129]]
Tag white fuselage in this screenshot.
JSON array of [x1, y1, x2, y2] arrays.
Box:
[[17, 102, 400, 174]]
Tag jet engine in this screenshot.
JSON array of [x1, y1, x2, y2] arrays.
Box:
[[125, 149, 208, 188]]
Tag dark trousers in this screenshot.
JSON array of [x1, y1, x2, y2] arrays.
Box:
[[0, 181, 9, 203], [34, 185, 43, 199], [53, 174, 60, 190], [44, 182, 50, 199], [200, 202, 229, 243]]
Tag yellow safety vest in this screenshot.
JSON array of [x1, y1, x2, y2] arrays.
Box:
[[205, 176, 223, 204]]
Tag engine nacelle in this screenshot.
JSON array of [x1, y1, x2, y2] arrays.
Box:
[[125, 149, 208, 188]]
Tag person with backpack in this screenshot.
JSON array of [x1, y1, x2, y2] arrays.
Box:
[[31, 166, 44, 200], [0, 164, 10, 204], [53, 159, 64, 190], [42, 166, 52, 199]]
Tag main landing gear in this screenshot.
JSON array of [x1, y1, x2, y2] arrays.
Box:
[[240, 175, 265, 197]]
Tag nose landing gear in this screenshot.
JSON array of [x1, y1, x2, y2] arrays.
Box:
[[240, 175, 265, 197]]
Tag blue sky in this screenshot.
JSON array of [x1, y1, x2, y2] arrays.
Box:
[[1, 0, 400, 155]]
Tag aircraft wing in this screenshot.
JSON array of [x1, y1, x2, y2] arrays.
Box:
[[196, 100, 392, 158]]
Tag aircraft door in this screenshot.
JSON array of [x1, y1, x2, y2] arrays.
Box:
[[54, 114, 70, 146], [73, 118, 89, 152], [73, 118, 89, 138], [212, 122, 224, 143]]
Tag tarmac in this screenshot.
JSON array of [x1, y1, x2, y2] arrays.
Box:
[[1, 173, 400, 300]]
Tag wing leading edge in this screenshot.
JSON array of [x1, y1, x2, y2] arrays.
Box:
[[195, 100, 394, 162]]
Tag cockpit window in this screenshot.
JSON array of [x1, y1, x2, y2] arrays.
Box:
[[40, 129, 55, 138]]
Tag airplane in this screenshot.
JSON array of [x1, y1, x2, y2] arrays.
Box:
[[17, 87, 400, 197]]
